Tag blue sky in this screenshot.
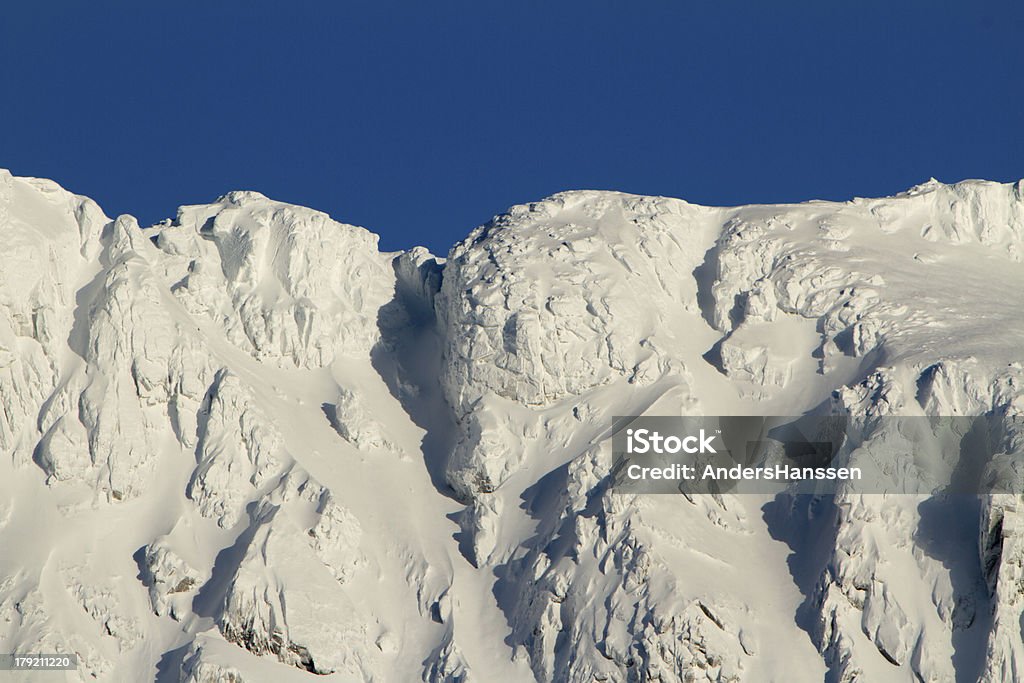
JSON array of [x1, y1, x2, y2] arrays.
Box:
[[2, 2, 1022, 253]]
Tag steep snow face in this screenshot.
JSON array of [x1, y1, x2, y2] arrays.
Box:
[[0, 171, 105, 466], [704, 179, 1024, 375], [1, 169, 1024, 683], [162, 191, 393, 368], [435, 181, 1024, 683], [435, 192, 711, 501], [438, 192, 708, 413]]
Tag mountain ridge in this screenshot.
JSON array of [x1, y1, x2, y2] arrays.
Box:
[[1, 168, 1023, 682]]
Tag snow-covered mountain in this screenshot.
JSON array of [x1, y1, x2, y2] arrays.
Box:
[[1, 168, 1023, 682]]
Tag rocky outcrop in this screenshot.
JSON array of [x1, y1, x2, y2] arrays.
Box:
[[217, 503, 375, 677]]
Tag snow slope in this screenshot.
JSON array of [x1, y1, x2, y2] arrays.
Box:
[[1, 168, 1023, 682]]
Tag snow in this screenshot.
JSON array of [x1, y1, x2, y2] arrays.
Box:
[[1, 168, 1023, 681]]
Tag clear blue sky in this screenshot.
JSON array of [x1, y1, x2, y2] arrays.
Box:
[[2, 2, 1022, 253]]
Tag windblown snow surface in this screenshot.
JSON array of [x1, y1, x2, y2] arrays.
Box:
[[2, 168, 1024, 682]]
